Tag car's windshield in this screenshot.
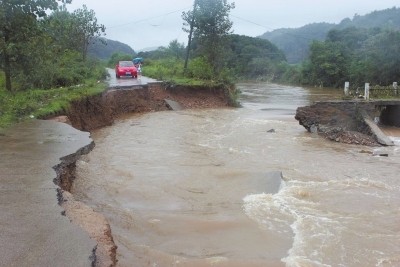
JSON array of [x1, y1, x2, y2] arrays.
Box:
[[119, 61, 134, 67]]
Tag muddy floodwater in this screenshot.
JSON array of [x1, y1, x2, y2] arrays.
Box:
[[73, 83, 400, 267]]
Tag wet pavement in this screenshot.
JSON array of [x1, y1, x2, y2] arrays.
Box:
[[106, 68, 159, 89], [0, 120, 96, 267]]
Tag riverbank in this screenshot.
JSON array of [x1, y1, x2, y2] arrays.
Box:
[[58, 83, 235, 132]]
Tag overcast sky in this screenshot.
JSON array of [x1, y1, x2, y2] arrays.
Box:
[[66, 0, 399, 51]]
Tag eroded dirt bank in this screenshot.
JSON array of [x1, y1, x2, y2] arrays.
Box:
[[65, 84, 234, 131], [295, 101, 380, 146], [51, 84, 234, 267]]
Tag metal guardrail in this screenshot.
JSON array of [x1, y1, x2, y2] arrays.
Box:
[[370, 86, 399, 98], [344, 82, 399, 100]]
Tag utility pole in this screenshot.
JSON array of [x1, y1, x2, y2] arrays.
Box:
[[183, 0, 198, 74]]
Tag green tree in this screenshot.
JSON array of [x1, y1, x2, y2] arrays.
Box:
[[167, 39, 185, 59], [45, 9, 78, 53], [362, 30, 400, 84], [182, 0, 235, 77], [71, 5, 105, 61], [308, 41, 347, 87], [223, 34, 286, 79], [0, 0, 69, 91]]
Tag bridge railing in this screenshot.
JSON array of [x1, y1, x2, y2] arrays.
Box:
[[344, 82, 399, 100]]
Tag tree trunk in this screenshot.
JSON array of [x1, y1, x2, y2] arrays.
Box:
[[183, 0, 198, 74], [3, 29, 12, 91], [4, 54, 12, 92]]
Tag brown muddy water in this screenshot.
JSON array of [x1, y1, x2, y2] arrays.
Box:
[[73, 83, 400, 267]]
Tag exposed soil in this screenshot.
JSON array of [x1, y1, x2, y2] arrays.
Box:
[[295, 101, 380, 146], [49, 84, 234, 267], [61, 84, 233, 132]]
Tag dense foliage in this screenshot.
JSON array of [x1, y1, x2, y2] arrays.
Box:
[[0, 1, 106, 91], [0, 1, 109, 129], [0, 71, 105, 129], [301, 28, 400, 88], [137, 34, 288, 83], [260, 23, 335, 64], [260, 7, 400, 64], [182, 0, 235, 76]]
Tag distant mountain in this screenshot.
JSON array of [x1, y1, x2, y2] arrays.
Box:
[[138, 46, 160, 52], [88, 38, 135, 60], [259, 23, 335, 64], [336, 7, 400, 30], [259, 7, 400, 64]]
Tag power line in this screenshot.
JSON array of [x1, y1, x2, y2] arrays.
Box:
[[231, 14, 315, 41], [231, 14, 274, 31], [108, 6, 191, 29]]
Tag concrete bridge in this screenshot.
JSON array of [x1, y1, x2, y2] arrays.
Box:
[[295, 99, 400, 146]]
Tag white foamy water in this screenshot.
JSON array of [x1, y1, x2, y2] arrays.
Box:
[[74, 82, 400, 267]]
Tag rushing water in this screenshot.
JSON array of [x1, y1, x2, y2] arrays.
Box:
[[73, 83, 400, 267]]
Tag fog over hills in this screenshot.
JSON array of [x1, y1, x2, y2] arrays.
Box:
[[88, 38, 135, 60], [88, 7, 400, 64], [259, 7, 400, 64]]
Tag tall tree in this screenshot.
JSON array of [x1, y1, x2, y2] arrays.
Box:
[[182, 0, 235, 76], [0, 0, 69, 91], [71, 5, 105, 61], [308, 40, 347, 87], [362, 30, 400, 84], [167, 39, 185, 59]]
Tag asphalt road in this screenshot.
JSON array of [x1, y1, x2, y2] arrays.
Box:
[[106, 68, 159, 88], [0, 120, 96, 267]]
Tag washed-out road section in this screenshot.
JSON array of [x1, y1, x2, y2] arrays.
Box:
[[0, 120, 96, 267], [0, 72, 225, 267]]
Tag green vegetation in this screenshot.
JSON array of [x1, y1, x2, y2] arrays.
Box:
[[0, 1, 106, 92], [2, 0, 399, 132], [300, 28, 400, 88], [260, 23, 335, 64], [89, 38, 135, 60], [182, 0, 235, 75], [257, 8, 400, 89], [260, 7, 400, 64], [136, 34, 288, 84], [0, 1, 108, 130], [0, 77, 106, 129]]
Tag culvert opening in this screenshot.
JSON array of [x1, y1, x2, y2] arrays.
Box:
[[379, 105, 400, 127]]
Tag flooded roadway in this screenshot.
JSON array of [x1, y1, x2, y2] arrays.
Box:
[[73, 82, 400, 267], [106, 68, 159, 88]]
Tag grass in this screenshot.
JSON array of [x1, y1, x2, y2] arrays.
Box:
[[0, 81, 107, 130], [0, 58, 240, 131]]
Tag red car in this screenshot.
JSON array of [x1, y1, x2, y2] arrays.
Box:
[[115, 61, 137, 78]]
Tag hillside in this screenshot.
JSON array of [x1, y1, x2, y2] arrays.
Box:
[[259, 23, 335, 64], [259, 7, 400, 64], [88, 38, 135, 60]]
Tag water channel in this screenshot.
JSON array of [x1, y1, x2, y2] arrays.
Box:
[[73, 82, 400, 267]]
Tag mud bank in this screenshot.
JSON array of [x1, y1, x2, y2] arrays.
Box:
[[53, 140, 117, 267], [64, 83, 234, 132], [295, 101, 380, 146], [50, 84, 234, 266]]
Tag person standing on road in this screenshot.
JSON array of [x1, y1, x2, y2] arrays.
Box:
[[137, 63, 142, 80]]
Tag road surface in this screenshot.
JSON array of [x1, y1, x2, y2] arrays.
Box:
[[106, 68, 159, 88]]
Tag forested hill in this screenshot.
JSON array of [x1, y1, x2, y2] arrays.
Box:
[[259, 23, 335, 64], [259, 7, 400, 64], [88, 38, 135, 60]]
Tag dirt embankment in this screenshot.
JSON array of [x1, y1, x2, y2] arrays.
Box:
[[50, 84, 234, 267], [295, 101, 379, 146], [65, 84, 234, 131]]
